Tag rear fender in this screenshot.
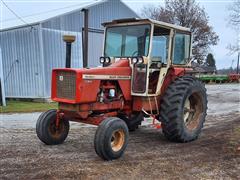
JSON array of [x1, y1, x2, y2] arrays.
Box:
[[160, 67, 192, 94]]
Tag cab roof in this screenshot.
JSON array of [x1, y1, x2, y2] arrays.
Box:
[[102, 18, 191, 32]]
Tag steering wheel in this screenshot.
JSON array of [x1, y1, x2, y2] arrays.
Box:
[[131, 51, 139, 57]]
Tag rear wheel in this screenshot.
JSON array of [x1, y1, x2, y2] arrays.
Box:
[[94, 117, 129, 160], [160, 76, 207, 142], [36, 109, 69, 145]]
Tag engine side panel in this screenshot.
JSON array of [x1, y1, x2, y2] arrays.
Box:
[[51, 62, 132, 104]]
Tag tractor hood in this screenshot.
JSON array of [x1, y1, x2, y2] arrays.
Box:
[[51, 59, 132, 104], [81, 59, 131, 79]]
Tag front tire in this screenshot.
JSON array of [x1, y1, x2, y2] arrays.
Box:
[[160, 76, 207, 142], [94, 117, 129, 160], [36, 109, 69, 145]]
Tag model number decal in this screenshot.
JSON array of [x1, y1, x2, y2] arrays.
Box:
[[82, 74, 131, 80]]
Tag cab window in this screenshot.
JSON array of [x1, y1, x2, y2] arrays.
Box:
[[173, 33, 191, 64], [104, 25, 151, 57], [151, 27, 170, 64]]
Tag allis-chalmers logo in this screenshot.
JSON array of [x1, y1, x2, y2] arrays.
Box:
[[59, 76, 64, 81]]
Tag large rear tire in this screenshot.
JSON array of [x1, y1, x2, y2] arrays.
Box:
[[36, 109, 69, 145], [160, 76, 207, 142], [94, 117, 129, 160]]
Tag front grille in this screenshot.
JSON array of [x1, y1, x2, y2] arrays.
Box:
[[56, 71, 76, 100]]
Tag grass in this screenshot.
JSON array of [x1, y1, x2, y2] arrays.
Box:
[[0, 100, 57, 113]]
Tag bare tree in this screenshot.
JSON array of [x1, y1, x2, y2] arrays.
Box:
[[228, 0, 240, 30], [142, 0, 219, 64], [227, 0, 240, 73], [227, 0, 240, 53]]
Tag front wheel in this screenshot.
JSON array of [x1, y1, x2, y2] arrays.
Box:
[[160, 76, 207, 142], [94, 117, 129, 160], [36, 109, 69, 145]]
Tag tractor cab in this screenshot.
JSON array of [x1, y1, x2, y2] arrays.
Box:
[[103, 18, 192, 96]]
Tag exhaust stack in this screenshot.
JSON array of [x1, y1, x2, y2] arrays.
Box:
[[63, 35, 76, 68], [81, 8, 89, 68]]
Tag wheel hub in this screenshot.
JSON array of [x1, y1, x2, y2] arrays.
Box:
[[184, 98, 191, 123], [49, 120, 65, 138], [183, 92, 203, 131], [111, 129, 125, 152]]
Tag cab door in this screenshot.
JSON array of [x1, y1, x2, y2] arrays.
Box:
[[148, 26, 171, 95], [131, 25, 172, 96]]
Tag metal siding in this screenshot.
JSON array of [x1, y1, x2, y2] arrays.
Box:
[[0, 25, 44, 98], [42, 11, 83, 32], [0, 47, 6, 105], [41, 0, 138, 31], [42, 28, 82, 97], [0, 0, 138, 99], [88, 0, 139, 29], [41, 0, 138, 70], [88, 31, 104, 67]]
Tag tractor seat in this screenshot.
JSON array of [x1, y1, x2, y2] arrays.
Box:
[[150, 56, 163, 69]]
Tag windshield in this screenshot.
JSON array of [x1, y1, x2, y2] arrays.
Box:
[[104, 24, 151, 57]]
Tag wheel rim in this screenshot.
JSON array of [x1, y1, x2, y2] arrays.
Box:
[[183, 98, 190, 123], [183, 92, 203, 131], [111, 129, 125, 152], [48, 118, 65, 139]]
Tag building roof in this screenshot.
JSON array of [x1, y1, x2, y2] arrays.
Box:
[[1, 0, 139, 31]]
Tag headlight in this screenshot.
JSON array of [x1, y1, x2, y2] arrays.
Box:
[[105, 57, 111, 63], [132, 57, 144, 64], [132, 57, 138, 64], [138, 57, 144, 64], [100, 57, 111, 64], [100, 57, 105, 64]]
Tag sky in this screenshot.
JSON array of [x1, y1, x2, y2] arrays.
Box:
[[0, 0, 239, 69]]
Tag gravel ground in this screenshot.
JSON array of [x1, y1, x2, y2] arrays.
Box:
[[0, 84, 239, 179]]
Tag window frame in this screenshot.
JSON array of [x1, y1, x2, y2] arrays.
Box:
[[172, 31, 192, 65], [103, 24, 152, 58], [151, 33, 170, 64]]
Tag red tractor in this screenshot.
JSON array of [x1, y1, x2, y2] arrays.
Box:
[[36, 18, 207, 160]]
